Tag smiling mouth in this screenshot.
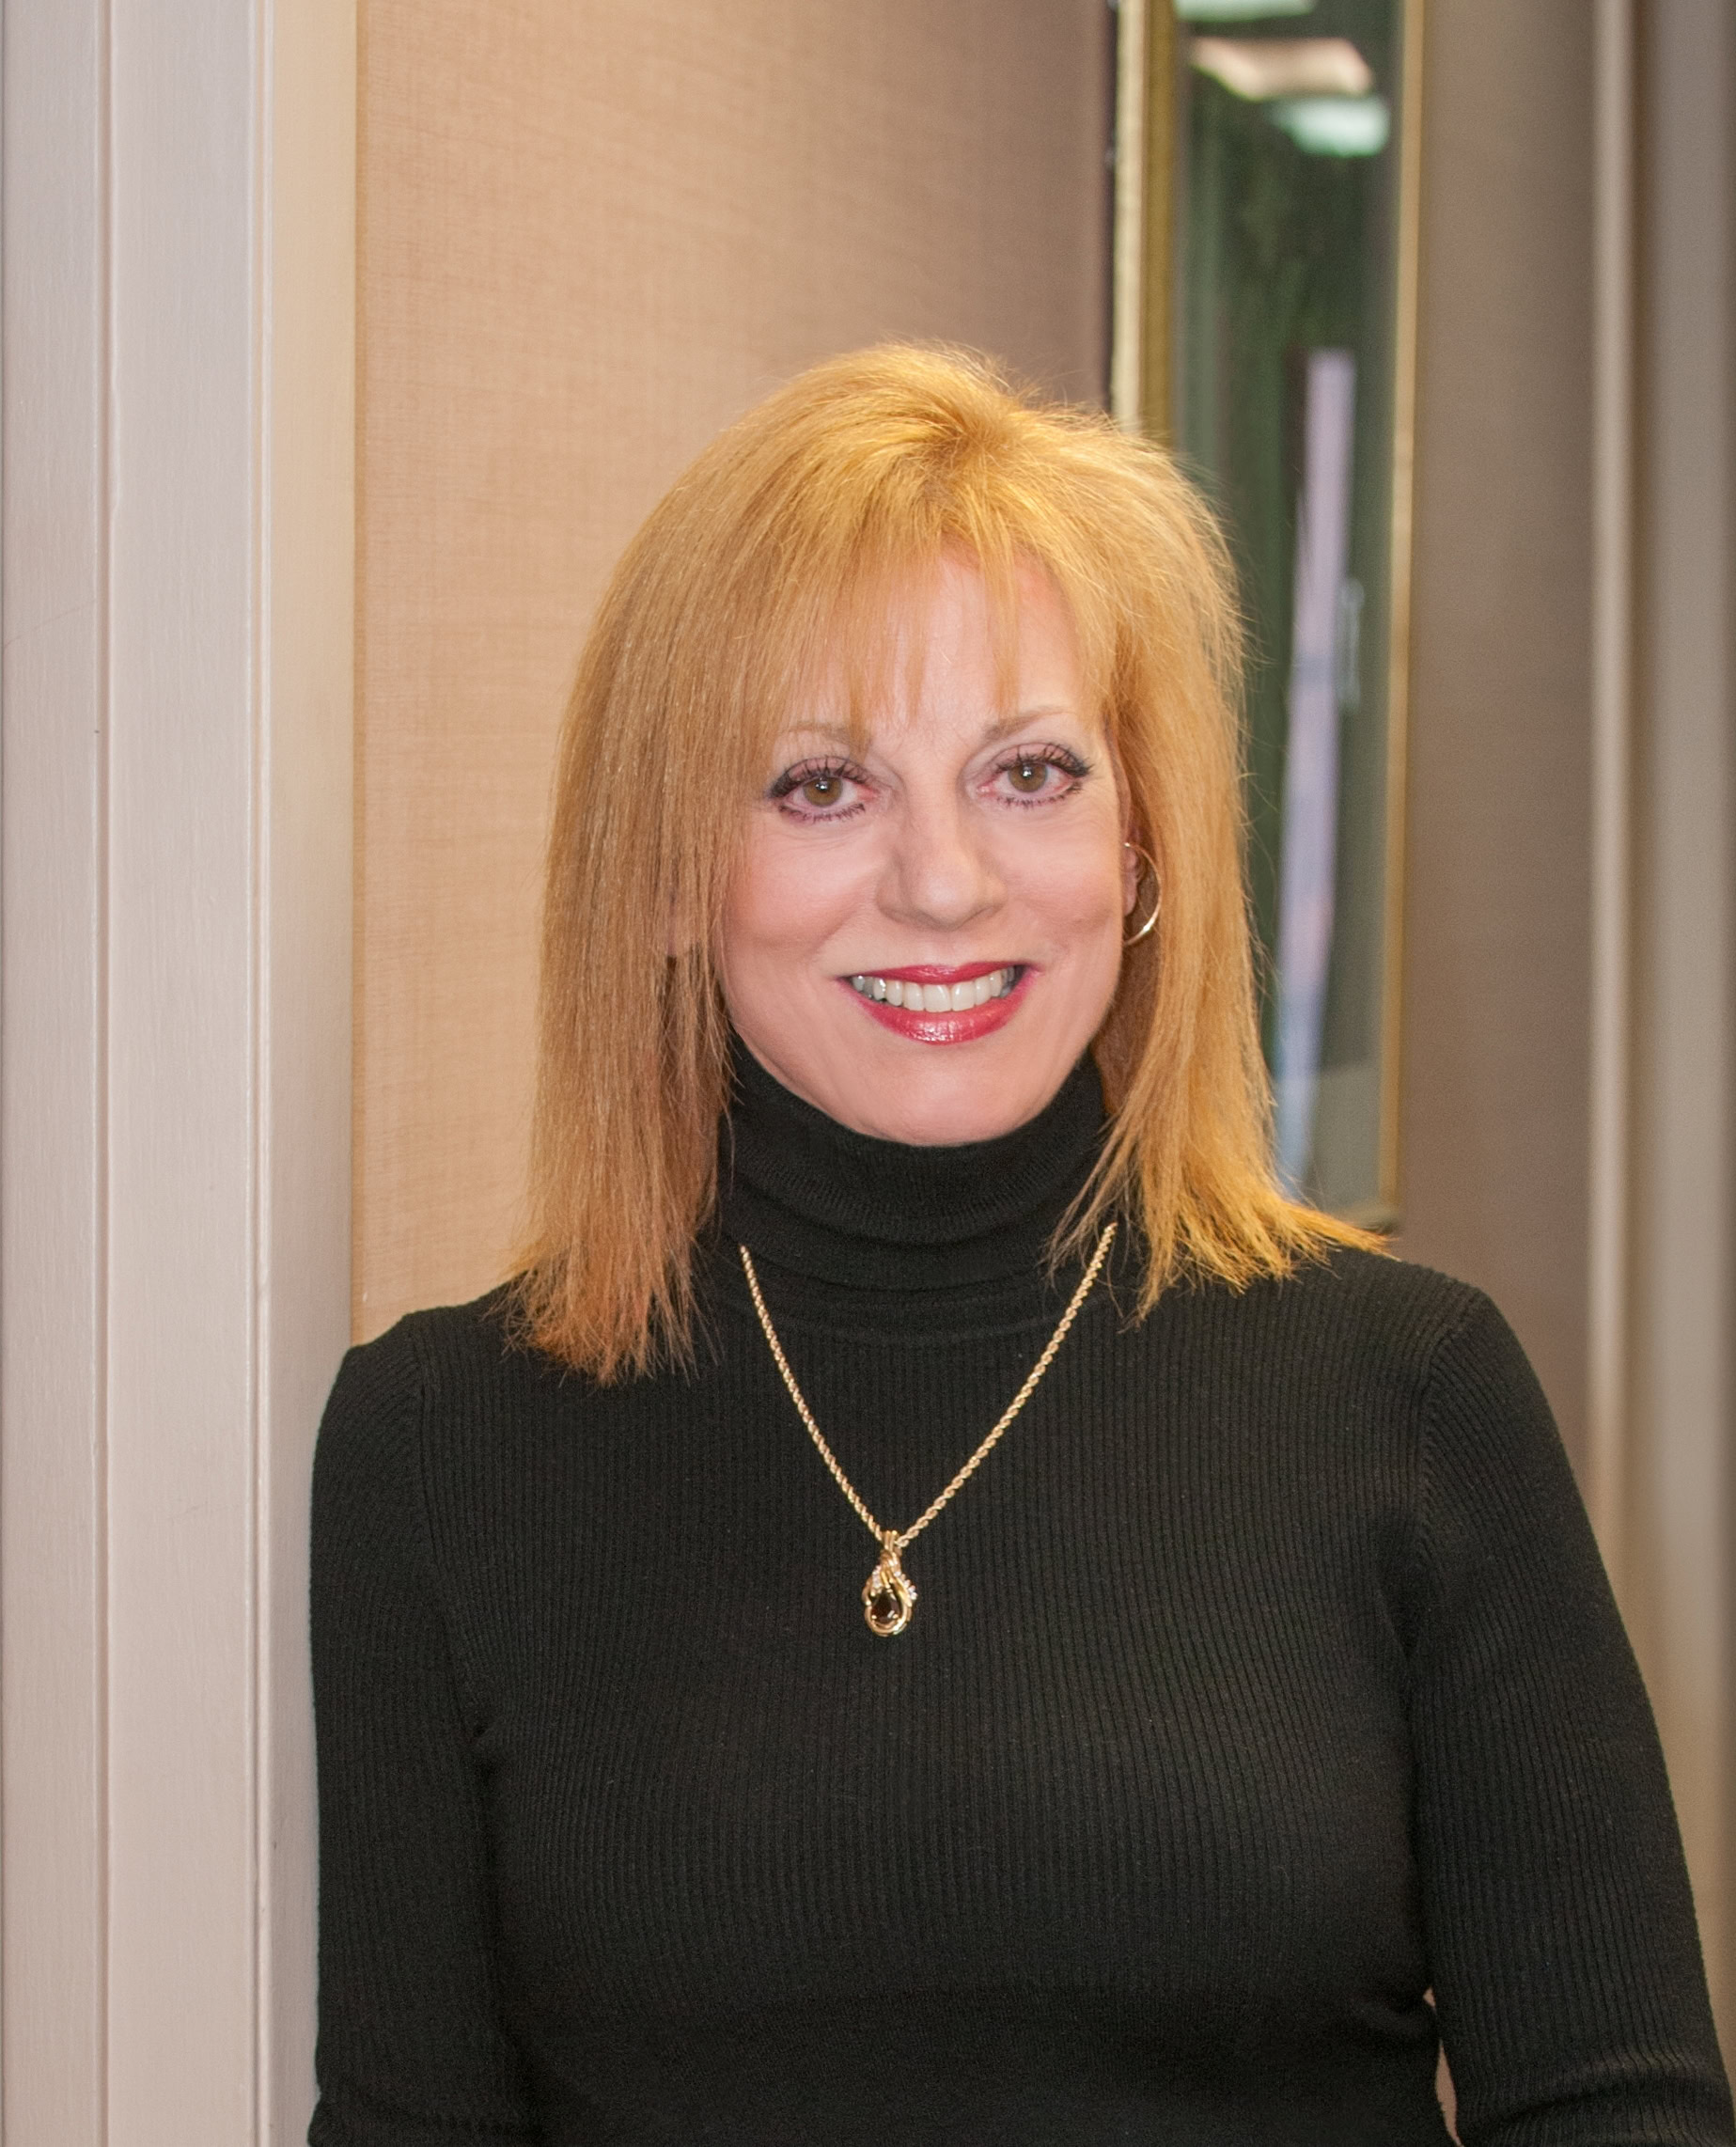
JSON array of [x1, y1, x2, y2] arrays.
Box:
[[845, 965, 1024, 1012]]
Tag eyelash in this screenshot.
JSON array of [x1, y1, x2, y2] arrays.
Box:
[[767, 745, 1093, 821], [990, 744, 1092, 807], [767, 757, 872, 821]]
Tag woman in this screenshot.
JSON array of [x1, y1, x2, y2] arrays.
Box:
[[310, 347, 1731, 2144]]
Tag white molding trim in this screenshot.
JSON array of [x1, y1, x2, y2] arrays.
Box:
[[1, 0, 110, 2127], [0, 0, 354, 2137]]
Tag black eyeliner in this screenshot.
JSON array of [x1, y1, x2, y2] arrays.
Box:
[[766, 754, 863, 801]]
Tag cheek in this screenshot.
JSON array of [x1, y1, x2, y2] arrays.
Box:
[[718, 825, 858, 982], [1023, 815, 1130, 937], [1017, 823, 1129, 1030], [718, 872, 789, 1005]]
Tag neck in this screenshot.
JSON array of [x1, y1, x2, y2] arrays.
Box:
[[718, 1039, 1107, 1290]]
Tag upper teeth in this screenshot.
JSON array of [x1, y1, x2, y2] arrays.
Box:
[[847, 968, 1017, 1011]]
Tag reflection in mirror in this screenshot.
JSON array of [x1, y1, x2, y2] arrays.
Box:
[[1117, 0, 1421, 1226]]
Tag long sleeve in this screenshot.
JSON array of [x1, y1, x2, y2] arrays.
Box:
[[309, 1322, 540, 2146], [1409, 1293, 1732, 2146]]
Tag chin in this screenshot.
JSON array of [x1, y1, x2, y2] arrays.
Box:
[[835, 1049, 1067, 1147], [734, 972, 1112, 1147]]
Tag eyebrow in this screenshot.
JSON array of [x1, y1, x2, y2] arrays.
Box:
[[774, 705, 1082, 752]]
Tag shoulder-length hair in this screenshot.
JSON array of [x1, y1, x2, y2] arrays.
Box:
[[513, 344, 1367, 1377]]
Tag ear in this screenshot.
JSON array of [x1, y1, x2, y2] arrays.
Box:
[[1120, 835, 1142, 917]]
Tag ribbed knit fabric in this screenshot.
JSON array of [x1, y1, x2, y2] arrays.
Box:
[[310, 1053, 1733, 2146]]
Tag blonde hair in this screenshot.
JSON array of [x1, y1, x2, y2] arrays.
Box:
[[515, 345, 1368, 1377]]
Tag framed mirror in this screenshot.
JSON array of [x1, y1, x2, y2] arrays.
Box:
[[1113, 0, 1423, 1228]]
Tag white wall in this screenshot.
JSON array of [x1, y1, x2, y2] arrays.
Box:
[[0, 0, 353, 2136]]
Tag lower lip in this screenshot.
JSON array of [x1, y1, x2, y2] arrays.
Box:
[[841, 968, 1032, 1045]]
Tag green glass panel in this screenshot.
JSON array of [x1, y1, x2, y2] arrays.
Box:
[[1172, 0, 1405, 1219]]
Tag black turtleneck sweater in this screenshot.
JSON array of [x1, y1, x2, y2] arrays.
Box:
[[309, 1055, 1731, 2146]]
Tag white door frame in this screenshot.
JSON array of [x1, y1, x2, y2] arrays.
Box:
[[1, 0, 354, 2135]]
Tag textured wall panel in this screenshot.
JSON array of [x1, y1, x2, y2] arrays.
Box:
[[1400, 0, 1594, 1464], [355, 0, 1111, 1333]]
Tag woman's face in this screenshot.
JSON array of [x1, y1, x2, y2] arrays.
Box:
[[719, 556, 1137, 1144]]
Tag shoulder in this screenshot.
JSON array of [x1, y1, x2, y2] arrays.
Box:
[[1259, 1251, 1581, 1559], [1142, 1246, 1566, 1519], [313, 1284, 567, 1524], [1286, 1246, 1555, 1429], [336, 1281, 525, 1388], [1275, 1241, 1478, 1325], [1273, 1248, 1550, 1418], [1165, 1242, 1495, 1399], [321, 1283, 561, 1426]]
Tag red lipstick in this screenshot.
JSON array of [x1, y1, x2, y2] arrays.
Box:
[[837, 962, 1031, 1045]]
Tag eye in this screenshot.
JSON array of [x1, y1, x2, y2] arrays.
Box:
[[988, 744, 1091, 805], [767, 756, 870, 821]]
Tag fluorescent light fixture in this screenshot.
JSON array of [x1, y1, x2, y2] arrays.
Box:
[[1191, 37, 1374, 101], [1175, 0, 1315, 19], [1269, 94, 1391, 156]]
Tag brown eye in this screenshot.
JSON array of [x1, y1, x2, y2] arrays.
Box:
[[801, 774, 842, 807], [1007, 758, 1048, 794]]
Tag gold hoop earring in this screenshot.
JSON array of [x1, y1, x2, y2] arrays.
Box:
[[1122, 841, 1161, 947]]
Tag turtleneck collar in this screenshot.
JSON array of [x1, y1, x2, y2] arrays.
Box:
[[718, 1039, 1107, 1289]]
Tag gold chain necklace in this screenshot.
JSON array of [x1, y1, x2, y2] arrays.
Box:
[[738, 1222, 1117, 1637]]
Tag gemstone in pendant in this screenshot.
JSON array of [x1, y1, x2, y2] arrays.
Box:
[[864, 1545, 916, 1637]]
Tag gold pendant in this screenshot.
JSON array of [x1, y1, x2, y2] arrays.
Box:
[[863, 1541, 916, 1637]]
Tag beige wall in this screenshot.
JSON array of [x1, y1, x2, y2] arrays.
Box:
[[1626, 0, 1736, 2038], [355, 0, 1112, 1335], [1400, 0, 1595, 1468]]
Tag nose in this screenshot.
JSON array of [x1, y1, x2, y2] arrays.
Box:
[[877, 791, 1003, 932]]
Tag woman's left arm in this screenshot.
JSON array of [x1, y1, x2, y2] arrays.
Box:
[[1408, 1292, 1733, 2147]]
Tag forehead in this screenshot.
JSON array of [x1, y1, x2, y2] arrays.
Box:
[[775, 553, 1093, 747]]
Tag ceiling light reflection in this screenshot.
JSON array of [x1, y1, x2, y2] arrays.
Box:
[[1191, 36, 1374, 100], [1268, 95, 1392, 156], [1175, 0, 1316, 19]]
